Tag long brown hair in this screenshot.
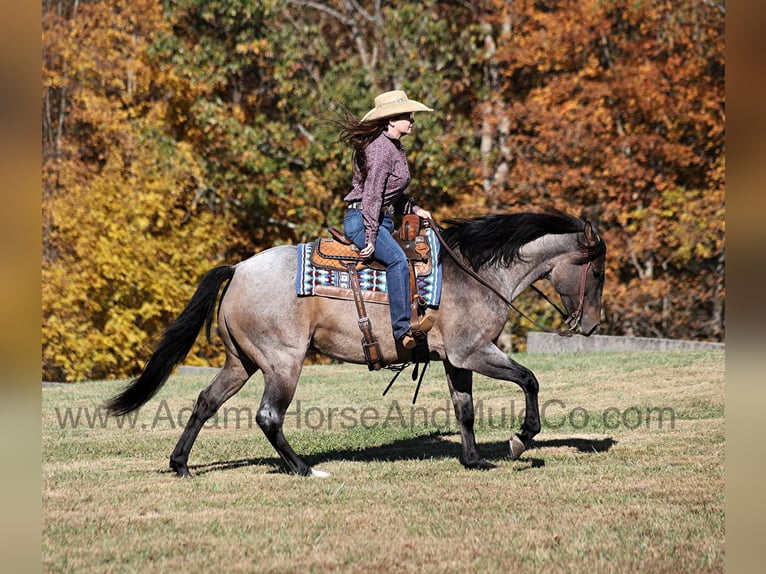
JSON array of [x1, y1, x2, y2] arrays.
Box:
[[333, 110, 388, 181]]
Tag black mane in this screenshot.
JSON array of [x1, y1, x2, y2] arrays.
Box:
[[439, 212, 599, 270]]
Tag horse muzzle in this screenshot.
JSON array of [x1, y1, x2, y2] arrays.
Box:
[[580, 321, 600, 337], [564, 309, 599, 337]]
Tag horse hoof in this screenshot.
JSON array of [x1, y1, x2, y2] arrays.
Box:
[[173, 468, 192, 478], [170, 460, 192, 478], [509, 435, 526, 460], [310, 468, 331, 478]]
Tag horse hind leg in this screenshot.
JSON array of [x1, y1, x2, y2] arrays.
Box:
[[255, 368, 329, 478], [169, 358, 252, 477]]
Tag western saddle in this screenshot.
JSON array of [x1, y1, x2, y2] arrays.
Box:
[[309, 214, 433, 370]]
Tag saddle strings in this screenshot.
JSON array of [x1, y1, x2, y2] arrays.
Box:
[[382, 361, 430, 405]]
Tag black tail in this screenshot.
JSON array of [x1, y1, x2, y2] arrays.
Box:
[[106, 265, 235, 416]]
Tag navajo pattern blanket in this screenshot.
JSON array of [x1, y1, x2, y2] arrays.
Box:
[[296, 228, 443, 307]]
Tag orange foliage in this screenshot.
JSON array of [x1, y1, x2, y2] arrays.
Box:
[[42, 0, 724, 380], [475, 0, 724, 341], [43, 0, 228, 381]]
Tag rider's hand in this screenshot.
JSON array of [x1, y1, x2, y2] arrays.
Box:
[[359, 243, 375, 258], [414, 207, 432, 220]]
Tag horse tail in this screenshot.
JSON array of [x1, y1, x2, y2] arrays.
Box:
[[106, 265, 235, 416]]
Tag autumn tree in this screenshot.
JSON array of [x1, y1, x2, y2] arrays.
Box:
[[42, 0, 724, 381], [475, 0, 724, 342], [42, 0, 226, 380]]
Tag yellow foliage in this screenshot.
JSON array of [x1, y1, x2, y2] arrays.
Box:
[[41, 0, 725, 375], [43, 140, 226, 381], [42, 0, 229, 381]]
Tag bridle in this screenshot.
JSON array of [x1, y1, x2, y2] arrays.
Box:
[[529, 261, 591, 333], [427, 218, 591, 337]]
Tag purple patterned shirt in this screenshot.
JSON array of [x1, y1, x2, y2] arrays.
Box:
[[343, 133, 420, 246]]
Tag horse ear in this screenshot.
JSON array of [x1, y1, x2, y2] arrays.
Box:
[[584, 221, 599, 246]]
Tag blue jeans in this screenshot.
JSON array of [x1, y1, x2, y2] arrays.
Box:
[[343, 209, 411, 340]]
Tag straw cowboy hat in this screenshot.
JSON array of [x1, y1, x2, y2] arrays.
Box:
[[361, 90, 433, 122]]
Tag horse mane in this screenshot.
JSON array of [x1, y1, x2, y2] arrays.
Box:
[[439, 211, 603, 270]]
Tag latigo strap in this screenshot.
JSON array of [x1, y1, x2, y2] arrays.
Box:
[[346, 262, 384, 371]]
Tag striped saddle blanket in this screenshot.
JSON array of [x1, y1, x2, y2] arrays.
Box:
[[295, 227, 443, 307]]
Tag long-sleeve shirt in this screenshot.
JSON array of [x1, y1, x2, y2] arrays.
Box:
[[343, 133, 420, 246]]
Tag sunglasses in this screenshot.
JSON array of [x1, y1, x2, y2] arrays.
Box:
[[392, 113, 415, 123]]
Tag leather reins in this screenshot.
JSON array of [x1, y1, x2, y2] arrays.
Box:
[[426, 218, 589, 337]]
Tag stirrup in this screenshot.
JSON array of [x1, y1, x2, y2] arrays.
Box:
[[417, 315, 435, 334], [400, 315, 435, 349]]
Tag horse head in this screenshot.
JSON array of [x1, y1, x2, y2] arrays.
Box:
[[548, 221, 606, 336]]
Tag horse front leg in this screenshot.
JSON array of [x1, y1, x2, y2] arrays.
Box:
[[449, 344, 541, 461], [444, 361, 496, 470], [508, 366, 540, 460]]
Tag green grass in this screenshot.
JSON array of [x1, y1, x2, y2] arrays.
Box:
[[43, 350, 724, 572]]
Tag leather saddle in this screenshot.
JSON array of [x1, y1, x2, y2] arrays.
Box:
[[309, 214, 433, 371], [310, 216, 433, 276]]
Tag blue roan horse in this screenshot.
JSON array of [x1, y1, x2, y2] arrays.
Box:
[[107, 212, 607, 477]]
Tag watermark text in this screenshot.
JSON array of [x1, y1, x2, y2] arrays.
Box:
[[53, 399, 676, 432]]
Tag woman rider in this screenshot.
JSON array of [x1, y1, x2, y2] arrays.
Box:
[[338, 90, 435, 349]]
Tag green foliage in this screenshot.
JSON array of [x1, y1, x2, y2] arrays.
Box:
[[42, 0, 724, 380]]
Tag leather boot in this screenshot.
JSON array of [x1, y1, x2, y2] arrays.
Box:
[[400, 315, 435, 349]]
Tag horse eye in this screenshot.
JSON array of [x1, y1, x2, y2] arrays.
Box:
[[592, 268, 603, 280]]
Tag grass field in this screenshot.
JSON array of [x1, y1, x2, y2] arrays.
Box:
[[42, 350, 724, 572]]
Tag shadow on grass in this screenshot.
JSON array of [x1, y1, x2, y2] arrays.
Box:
[[532, 436, 617, 454], [179, 433, 616, 476]]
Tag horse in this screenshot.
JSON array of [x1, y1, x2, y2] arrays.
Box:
[[107, 211, 607, 477]]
